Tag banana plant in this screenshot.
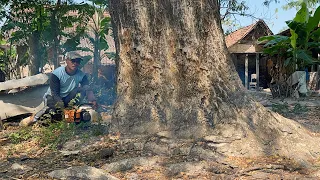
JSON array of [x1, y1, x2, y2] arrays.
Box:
[[259, 1, 320, 80], [77, 0, 113, 80], [46, 1, 93, 69]]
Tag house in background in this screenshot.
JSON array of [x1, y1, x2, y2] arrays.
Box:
[[225, 20, 273, 89]]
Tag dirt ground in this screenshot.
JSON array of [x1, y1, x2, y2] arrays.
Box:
[[1, 91, 320, 179]]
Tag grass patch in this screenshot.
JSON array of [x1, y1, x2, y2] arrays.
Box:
[[272, 102, 290, 115], [39, 121, 77, 148], [6, 97, 109, 149], [292, 103, 309, 114], [7, 120, 108, 150], [8, 127, 34, 144], [272, 102, 308, 116], [39, 120, 107, 149]]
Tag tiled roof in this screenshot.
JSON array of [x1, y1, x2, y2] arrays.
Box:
[[278, 29, 290, 36], [225, 20, 272, 48], [225, 23, 256, 48]]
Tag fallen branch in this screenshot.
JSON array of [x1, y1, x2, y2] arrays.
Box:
[[0, 73, 50, 91]]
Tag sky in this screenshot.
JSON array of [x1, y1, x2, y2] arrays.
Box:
[[229, 0, 298, 34]]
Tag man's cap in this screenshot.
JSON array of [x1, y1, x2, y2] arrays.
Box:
[[65, 51, 83, 60]]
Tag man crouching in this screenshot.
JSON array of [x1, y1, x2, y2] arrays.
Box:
[[21, 51, 97, 126]]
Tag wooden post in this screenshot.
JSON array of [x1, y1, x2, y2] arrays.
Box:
[[256, 53, 260, 90], [245, 54, 248, 89]]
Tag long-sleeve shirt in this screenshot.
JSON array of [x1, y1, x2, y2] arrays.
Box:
[[45, 66, 89, 101]]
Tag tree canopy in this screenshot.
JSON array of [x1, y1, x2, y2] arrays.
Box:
[[0, 0, 110, 77], [222, 0, 320, 33]]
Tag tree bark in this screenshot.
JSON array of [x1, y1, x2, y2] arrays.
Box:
[[50, 0, 61, 69], [29, 32, 41, 75], [93, 34, 100, 80], [110, 0, 320, 160], [29, 5, 44, 75]]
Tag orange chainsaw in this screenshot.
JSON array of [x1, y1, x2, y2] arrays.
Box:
[[32, 103, 97, 124], [64, 109, 91, 123], [63, 103, 96, 123]]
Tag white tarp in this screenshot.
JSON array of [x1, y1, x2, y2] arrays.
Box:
[[287, 71, 308, 94], [0, 85, 48, 120]]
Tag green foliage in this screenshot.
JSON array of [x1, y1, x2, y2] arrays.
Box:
[[222, 0, 319, 34], [259, 35, 290, 47], [78, 2, 112, 80], [0, 46, 8, 71], [0, 38, 21, 79], [87, 0, 109, 9], [67, 93, 82, 107], [0, 0, 95, 74], [39, 121, 77, 148], [292, 103, 309, 113], [272, 102, 290, 115], [262, 0, 319, 10], [272, 102, 308, 115], [8, 127, 34, 144], [39, 121, 107, 149], [105, 52, 116, 61], [220, 0, 250, 33], [282, 0, 320, 10], [79, 55, 92, 68], [220, 0, 249, 18], [259, 2, 320, 75]]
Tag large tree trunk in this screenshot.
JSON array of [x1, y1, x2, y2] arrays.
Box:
[[51, 9, 59, 69], [29, 32, 41, 75], [51, 0, 61, 69], [110, 0, 320, 160]]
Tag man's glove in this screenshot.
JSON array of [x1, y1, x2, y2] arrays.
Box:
[[91, 100, 98, 110], [55, 100, 65, 110]]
